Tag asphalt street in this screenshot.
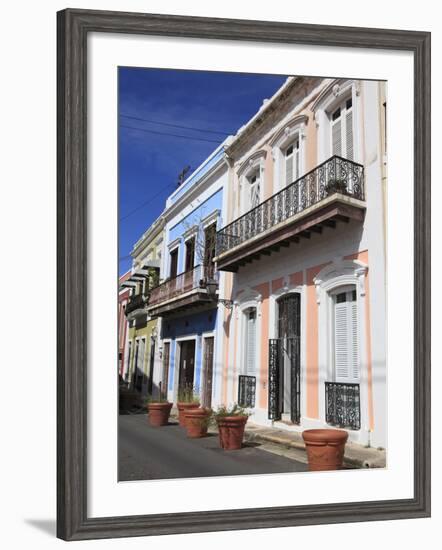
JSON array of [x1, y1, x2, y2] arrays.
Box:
[[118, 413, 308, 481]]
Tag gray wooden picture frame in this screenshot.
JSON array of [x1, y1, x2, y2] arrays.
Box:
[[57, 8, 431, 541]]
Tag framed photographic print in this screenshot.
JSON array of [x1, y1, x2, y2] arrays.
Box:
[[57, 8, 431, 541]]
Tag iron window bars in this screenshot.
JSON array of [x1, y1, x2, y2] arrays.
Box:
[[238, 375, 256, 408], [325, 381, 361, 431]]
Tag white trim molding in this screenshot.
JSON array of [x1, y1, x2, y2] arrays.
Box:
[[201, 209, 220, 229], [182, 224, 198, 242], [311, 79, 363, 165], [313, 257, 370, 445], [270, 115, 308, 192], [167, 237, 181, 251], [268, 279, 307, 423], [236, 150, 267, 215]]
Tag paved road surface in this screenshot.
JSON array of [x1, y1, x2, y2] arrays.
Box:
[[119, 413, 308, 481]]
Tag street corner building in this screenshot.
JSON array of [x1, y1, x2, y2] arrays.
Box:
[[120, 76, 387, 451]]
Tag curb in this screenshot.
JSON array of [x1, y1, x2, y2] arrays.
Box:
[[244, 430, 385, 469]]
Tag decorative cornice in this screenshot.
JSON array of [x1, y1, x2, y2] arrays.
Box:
[[269, 114, 309, 148], [310, 78, 355, 114], [237, 149, 267, 177], [167, 237, 181, 250], [313, 258, 368, 304], [182, 224, 198, 241], [201, 209, 220, 228]]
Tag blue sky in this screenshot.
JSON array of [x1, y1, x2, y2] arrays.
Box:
[[119, 67, 287, 275]]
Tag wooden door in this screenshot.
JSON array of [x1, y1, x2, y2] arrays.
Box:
[[147, 338, 155, 396], [202, 337, 214, 408], [169, 248, 178, 278], [161, 342, 170, 399], [178, 340, 195, 390]]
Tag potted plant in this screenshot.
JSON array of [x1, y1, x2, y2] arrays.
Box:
[[325, 178, 347, 195], [213, 404, 250, 450], [184, 407, 212, 438], [145, 396, 173, 427], [176, 385, 200, 426], [302, 429, 348, 471]]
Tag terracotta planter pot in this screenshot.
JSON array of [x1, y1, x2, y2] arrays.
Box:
[[216, 416, 248, 450], [184, 408, 211, 438], [147, 402, 172, 427], [302, 429, 348, 471], [177, 402, 200, 426]]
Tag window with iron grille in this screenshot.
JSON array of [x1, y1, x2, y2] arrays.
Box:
[[238, 375, 256, 408], [325, 382, 361, 430]]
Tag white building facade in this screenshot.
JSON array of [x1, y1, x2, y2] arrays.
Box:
[[213, 77, 387, 449]]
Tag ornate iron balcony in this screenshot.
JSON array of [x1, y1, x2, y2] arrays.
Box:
[[325, 381, 361, 431], [147, 264, 217, 316], [216, 155, 364, 258]]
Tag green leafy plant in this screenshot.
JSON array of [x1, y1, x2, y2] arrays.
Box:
[[177, 384, 200, 404], [326, 178, 347, 195], [211, 403, 250, 419], [144, 394, 169, 404]]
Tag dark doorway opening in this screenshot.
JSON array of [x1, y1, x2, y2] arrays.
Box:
[[268, 293, 301, 423], [178, 339, 196, 390]]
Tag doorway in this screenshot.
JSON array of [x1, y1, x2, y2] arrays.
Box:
[[147, 337, 155, 396], [161, 342, 170, 399], [201, 336, 214, 408], [268, 294, 301, 423], [178, 339, 196, 391]]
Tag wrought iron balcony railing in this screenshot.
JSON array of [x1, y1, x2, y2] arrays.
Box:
[[148, 264, 217, 308], [216, 155, 364, 256], [325, 381, 361, 431]]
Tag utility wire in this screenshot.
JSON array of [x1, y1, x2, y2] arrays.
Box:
[[119, 180, 176, 221], [120, 113, 232, 136], [120, 124, 222, 144]]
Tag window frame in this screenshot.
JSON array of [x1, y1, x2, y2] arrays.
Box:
[[329, 284, 360, 384]]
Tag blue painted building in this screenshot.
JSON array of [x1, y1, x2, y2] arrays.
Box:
[[146, 143, 230, 407]]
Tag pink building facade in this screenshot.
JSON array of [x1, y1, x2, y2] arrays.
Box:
[[118, 270, 131, 379], [213, 77, 387, 449]]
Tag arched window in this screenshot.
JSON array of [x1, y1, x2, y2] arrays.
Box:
[[330, 286, 359, 383], [237, 150, 266, 215], [269, 115, 307, 192], [312, 80, 359, 164]]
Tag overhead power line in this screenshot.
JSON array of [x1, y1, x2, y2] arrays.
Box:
[[120, 113, 232, 136], [120, 124, 222, 144], [119, 180, 176, 222]]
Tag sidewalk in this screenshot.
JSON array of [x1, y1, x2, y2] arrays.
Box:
[[243, 422, 386, 469]]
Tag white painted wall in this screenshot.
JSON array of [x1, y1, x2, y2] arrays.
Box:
[[222, 80, 387, 447]]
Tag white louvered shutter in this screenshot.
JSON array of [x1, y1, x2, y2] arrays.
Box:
[[332, 117, 342, 156], [250, 174, 260, 208], [334, 292, 359, 382], [285, 146, 293, 186], [334, 302, 349, 380], [246, 310, 256, 375], [345, 108, 354, 160], [350, 302, 359, 379], [294, 140, 300, 179]]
